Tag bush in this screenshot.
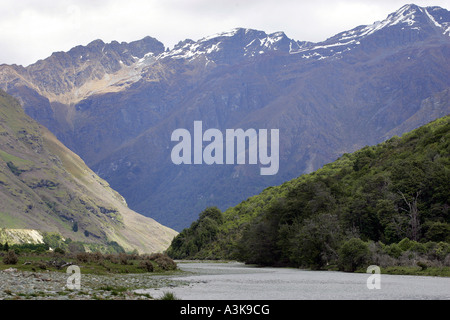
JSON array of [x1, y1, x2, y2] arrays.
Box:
[[338, 238, 370, 272], [54, 247, 65, 255], [367, 241, 397, 268], [139, 260, 154, 272], [398, 238, 413, 251], [409, 241, 427, 254], [68, 242, 85, 254], [417, 261, 428, 270], [384, 243, 403, 258], [3, 250, 18, 265], [148, 253, 177, 271], [43, 232, 66, 250], [76, 252, 90, 263], [118, 253, 130, 265], [432, 242, 450, 260], [105, 254, 119, 264], [159, 292, 180, 300], [91, 251, 104, 262]]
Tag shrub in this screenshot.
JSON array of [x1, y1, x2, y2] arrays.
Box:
[[409, 241, 427, 254], [118, 253, 130, 265], [398, 238, 413, 251], [43, 232, 65, 250], [367, 241, 397, 268], [159, 292, 180, 300], [91, 251, 104, 262], [417, 261, 428, 270], [68, 242, 85, 254], [54, 247, 65, 255], [3, 250, 18, 265], [338, 238, 370, 272], [105, 254, 119, 264], [139, 260, 154, 272], [149, 253, 177, 271], [384, 243, 403, 258], [76, 252, 90, 263], [433, 242, 450, 261]]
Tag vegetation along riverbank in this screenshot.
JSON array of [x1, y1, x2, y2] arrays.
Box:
[[167, 117, 450, 277], [0, 241, 180, 300]]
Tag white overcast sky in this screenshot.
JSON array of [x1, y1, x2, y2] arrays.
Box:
[[0, 0, 448, 66]]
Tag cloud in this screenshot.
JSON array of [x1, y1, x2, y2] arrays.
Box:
[[0, 0, 448, 66]]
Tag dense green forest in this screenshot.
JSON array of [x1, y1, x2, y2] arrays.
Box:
[[167, 116, 450, 273]]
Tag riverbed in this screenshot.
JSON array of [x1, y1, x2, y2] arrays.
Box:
[[136, 261, 450, 300]]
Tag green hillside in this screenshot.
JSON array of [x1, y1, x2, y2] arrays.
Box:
[[167, 115, 450, 272], [0, 90, 177, 253]]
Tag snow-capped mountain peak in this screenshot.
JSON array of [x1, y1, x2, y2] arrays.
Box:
[[155, 5, 449, 65], [289, 4, 450, 61], [346, 4, 450, 40], [158, 28, 306, 62]]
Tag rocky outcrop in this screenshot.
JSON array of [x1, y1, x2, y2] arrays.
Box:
[[0, 229, 44, 245]]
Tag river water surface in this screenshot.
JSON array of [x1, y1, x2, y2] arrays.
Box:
[[137, 262, 450, 300]]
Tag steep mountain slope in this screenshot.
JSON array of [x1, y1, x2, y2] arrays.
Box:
[[0, 90, 177, 253], [167, 115, 450, 266], [1, 4, 450, 231]]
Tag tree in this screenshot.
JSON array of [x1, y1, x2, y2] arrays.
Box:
[[198, 207, 224, 224], [424, 222, 450, 242], [398, 191, 421, 241], [166, 207, 224, 259], [238, 217, 280, 266], [289, 214, 342, 269], [338, 238, 370, 272], [237, 201, 285, 266]]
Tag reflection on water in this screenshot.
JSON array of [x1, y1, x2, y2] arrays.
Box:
[[137, 262, 450, 300]]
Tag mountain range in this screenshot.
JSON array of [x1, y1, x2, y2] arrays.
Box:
[[1, 4, 449, 231]]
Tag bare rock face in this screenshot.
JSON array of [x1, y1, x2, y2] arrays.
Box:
[[1, 4, 450, 231], [0, 36, 165, 105]]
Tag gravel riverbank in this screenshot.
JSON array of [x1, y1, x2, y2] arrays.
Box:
[[0, 267, 181, 300]]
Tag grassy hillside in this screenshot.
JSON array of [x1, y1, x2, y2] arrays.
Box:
[[167, 115, 450, 272], [0, 90, 177, 253]]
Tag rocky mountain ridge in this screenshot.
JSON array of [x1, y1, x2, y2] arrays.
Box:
[[1, 4, 449, 230]]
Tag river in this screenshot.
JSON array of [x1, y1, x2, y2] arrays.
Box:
[[136, 261, 450, 300]]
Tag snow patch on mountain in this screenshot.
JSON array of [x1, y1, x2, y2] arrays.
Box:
[[288, 4, 450, 61], [157, 28, 306, 62], [151, 4, 449, 65]]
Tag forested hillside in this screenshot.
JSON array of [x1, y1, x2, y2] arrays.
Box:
[[167, 116, 450, 272]]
